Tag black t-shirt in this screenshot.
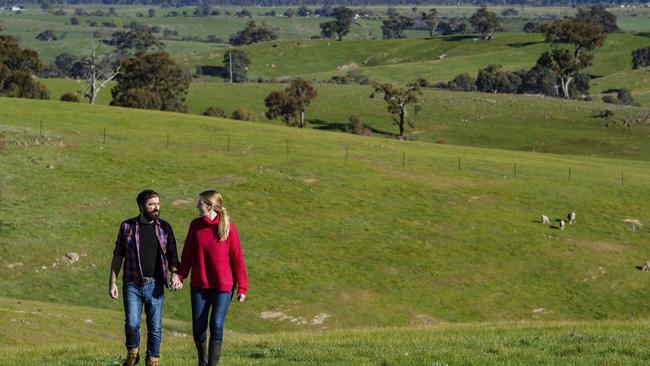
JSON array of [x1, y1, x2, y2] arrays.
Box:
[[139, 222, 162, 280]]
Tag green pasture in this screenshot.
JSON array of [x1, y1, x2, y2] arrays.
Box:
[[2, 298, 650, 365], [2, 97, 650, 337], [40, 80, 650, 160]]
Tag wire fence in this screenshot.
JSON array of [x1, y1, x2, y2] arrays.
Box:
[[22, 120, 650, 190]]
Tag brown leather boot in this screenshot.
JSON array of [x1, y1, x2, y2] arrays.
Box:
[[123, 347, 140, 366], [145, 356, 159, 366]]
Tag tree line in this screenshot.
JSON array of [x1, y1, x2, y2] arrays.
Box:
[[14, 0, 639, 7]]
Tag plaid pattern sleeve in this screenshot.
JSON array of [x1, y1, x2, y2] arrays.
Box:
[[114, 218, 144, 286]]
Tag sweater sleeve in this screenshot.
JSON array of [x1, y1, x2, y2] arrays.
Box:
[[228, 223, 248, 295], [178, 222, 195, 282]]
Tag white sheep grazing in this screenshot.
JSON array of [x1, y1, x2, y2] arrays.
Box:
[[559, 220, 566, 231], [642, 261, 650, 271], [567, 211, 576, 224], [541, 215, 550, 224]]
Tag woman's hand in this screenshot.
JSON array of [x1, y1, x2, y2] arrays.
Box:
[[237, 294, 246, 302]]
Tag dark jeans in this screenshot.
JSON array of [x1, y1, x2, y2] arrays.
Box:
[[191, 287, 232, 343], [123, 278, 164, 358]]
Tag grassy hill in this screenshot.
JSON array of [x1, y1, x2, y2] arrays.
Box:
[[2, 297, 650, 365], [41, 81, 650, 160], [3, 96, 650, 335]]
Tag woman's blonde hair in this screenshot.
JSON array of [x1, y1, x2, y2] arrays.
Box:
[[199, 190, 230, 241]]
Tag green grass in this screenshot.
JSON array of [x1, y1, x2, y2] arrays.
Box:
[[41, 80, 650, 160], [3, 97, 650, 336], [3, 298, 650, 365]]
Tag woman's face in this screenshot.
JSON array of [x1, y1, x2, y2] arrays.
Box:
[[197, 198, 211, 217]]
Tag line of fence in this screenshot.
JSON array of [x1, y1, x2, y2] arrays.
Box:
[[26, 121, 650, 189]]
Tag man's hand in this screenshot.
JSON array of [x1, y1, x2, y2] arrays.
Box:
[[109, 282, 119, 299], [170, 273, 183, 291], [237, 294, 246, 303]]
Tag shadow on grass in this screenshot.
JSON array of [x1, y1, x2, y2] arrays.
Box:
[[507, 41, 544, 48], [309, 119, 394, 137], [443, 35, 476, 42]]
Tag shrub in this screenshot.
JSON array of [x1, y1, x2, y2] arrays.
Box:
[[110, 88, 162, 110], [231, 108, 257, 121], [204, 106, 226, 117], [35, 30, 58, 41], [349, 114, 372, 136], [60, 92, 80, 102], [632, 46, 650, 69]]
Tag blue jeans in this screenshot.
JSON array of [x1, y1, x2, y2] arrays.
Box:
[[123, 279, 164, 358], [191, 288, 232, 343]]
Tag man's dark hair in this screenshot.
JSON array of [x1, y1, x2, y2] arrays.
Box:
[[137, 189, 159, 208]]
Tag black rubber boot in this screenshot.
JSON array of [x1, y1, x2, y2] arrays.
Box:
[[195, 339, 208, 366], [208, 340, 222, 366]]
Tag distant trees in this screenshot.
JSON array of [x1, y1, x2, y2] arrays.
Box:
[[475, 64, 520, 93], [36, 30, 58, 41], [602, 88, 637, 106], [370, 82, 421, 139], [0, 35, 50, 99], [632, 46, 650, 69], [501, 8, 518, 17], [264, 79, 317, 127], [148, 8, 156, 17], [436, 18, 467, 36], [381, 15, 415, 39], [434, 73, 476, 92], [111, 52, 190, 112], [70, 17, 79, 26], [540, 18, 606, 99], [112, 24, 164, 56], [223, 50, 250, 82], [575, 5, 620, 33], [523, 22, 541, 33], [229, 21, 277, 46], [319, 6, 354, 41], [421, 8, 437, 37], [469, 6, 500, 40]]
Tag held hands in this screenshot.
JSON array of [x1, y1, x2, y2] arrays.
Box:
[[109, 282, 119, 299], [169, 273, 183, 291]]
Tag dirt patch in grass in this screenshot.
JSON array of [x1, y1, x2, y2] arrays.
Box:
[[172, 198, 193, 207], [574, 240, 625, 253]]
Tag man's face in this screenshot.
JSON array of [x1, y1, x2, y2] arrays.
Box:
[[140, 196, 160, 221]]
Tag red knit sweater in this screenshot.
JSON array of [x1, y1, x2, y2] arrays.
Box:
[[178, 215, 248, 295]]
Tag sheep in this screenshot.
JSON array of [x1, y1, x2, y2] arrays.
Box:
[[559, 219, 566, 231], [541, 215, 550, 224], [642, 261, 650, 271], [567, 211, 576, 224]]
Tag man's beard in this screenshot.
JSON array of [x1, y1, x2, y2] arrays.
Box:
[[143, 210, 160, 221]]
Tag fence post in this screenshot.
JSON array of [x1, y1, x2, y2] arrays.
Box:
[[621, 169, 624, 185], [458, 157, 461, 171], [40, 120, 43, 137], [568, 167, 572, 181], [166, 133, 169, 148], [346, 146, 349, 160], [402, 152, 406, 168], [103, 127, 106, 144], [514, 162, 517, 177]]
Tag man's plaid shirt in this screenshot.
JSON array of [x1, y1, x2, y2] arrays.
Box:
[[113, 216, 179, 287]]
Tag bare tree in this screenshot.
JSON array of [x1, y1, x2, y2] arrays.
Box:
[[81, 46, 120, 105]]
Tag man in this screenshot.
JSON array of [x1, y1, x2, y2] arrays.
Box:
[[108, 190, 183, 366]]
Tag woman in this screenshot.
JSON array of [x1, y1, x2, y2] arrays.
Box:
[[178, 190, 248, 366]]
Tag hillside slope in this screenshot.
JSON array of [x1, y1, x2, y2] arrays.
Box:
[[2, 97, 650, 334]]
